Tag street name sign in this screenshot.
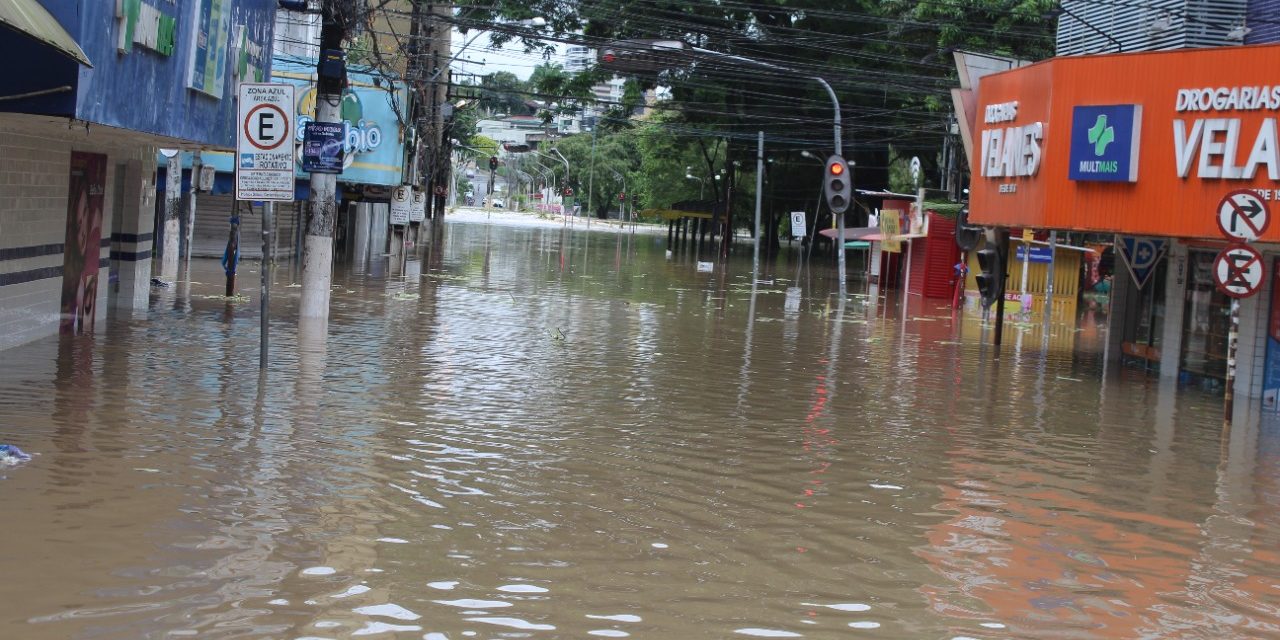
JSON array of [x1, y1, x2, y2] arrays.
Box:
[[236, 83, 295, 201], [1217, 189, 1269, 242], [1214, 243, 1264, 299]]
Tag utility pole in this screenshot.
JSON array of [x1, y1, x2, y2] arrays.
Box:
[[183, 150, 201, 264], [752, 131, 763, 277], [161, 152, 181, 278], [299, 3, 347, 321]]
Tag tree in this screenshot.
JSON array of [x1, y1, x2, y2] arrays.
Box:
[[478, 71, 532, 116]]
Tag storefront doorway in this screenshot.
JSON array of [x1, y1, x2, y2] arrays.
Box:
[[1179, 249, 1230, 389]]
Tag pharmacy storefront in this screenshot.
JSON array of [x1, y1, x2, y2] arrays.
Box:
[[966, 43, 1280, 403]]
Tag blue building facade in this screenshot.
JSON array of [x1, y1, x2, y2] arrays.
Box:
[[0, 0, 275, 146], [0, 0, 277, 351]]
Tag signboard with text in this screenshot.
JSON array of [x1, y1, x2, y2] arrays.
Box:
[[790, 211, 806, 238], [301, 122, 345, 174], [236, 83, 296, 201], [410, 190, 426, 222], [390, 186, 413, 225], [969, 43, 1280, 240]]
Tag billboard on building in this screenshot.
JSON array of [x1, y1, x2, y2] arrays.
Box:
[[200, 62, 408, 188], [60, 152, 107, 335], [969, 43, 1280, 241], [187, 0, 233, 97]]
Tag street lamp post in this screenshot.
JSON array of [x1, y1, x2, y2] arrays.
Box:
[[533, 150, 567, 212], [685, 166, 705, 200], [599, 41, 846, 285]]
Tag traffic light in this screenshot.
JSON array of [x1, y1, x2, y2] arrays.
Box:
[[955, 207, 981, 252], [974, 228, 1008, 308], [489, 156, 498, 171], [824, 155, 851, 214]]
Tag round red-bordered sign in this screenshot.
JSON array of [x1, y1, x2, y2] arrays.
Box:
[[1216, 189, 1270, 242], [242, 103, 290, 151], [1213, 242, 1265, 299]]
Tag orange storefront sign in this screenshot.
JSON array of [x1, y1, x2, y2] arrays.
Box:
[[970, 43, 1280, 240]]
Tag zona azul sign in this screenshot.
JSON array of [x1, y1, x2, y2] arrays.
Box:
[[1069, 104, 1143, 183]]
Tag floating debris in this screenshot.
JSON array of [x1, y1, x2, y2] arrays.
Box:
[[1, 444, 31, 466], [195, 294, 250, 303]]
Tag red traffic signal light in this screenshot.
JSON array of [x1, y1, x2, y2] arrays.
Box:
[[488, 156, 498, 170], [619, 192, 626, 201], [823, 154, 850, 214], [564, 187, 574, 196]]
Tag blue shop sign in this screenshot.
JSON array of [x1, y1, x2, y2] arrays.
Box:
[[1068, 104, 1143, 183], [302, 122, 345, 174]]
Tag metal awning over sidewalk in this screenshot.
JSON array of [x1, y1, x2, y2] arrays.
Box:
[[1, 0, 91, 67]]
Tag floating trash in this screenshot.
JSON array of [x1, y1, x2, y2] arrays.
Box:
[[0, 444, 31, 466]]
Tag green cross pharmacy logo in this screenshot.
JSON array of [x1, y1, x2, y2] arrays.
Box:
[[1087, 114, 1115, 156]]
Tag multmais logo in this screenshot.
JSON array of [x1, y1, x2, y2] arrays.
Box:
[[1087, 114, 1115, 156], [1069, 105, 1142, 183]]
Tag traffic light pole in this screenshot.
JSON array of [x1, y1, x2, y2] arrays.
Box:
[[994, 283, 1006, 347], [753, 131, 764, 278]]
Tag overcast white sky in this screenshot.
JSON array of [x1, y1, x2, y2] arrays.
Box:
[[451, 28, 569, 81]]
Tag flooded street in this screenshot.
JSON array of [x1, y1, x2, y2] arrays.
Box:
[[2, 217, 1279, 639]]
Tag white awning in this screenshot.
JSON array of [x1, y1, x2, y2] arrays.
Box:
[[0, 0, 91, 67]]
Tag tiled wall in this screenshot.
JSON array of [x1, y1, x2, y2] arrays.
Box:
[[0, 121, 152, 351]]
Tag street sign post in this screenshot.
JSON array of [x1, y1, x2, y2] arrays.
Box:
[[235, 83, 294, 374], [1217, 189, 1269, 242], [1214, 191, 1268, 429], [236, 83, 295, 201]]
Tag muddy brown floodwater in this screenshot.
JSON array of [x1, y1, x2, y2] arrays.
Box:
[[2, 218, 1279, 639]]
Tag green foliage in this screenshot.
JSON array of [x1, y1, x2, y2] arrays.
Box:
[[452, 0, 1059, 218], [545, 131, 640, 218], [478, 71, 532, 116], [469, 135, 500, 159]]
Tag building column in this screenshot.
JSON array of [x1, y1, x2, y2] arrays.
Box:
[[1105, 250, 1136, 363], [111, 158, 156, 315], [1159, 241, 1189, 380]]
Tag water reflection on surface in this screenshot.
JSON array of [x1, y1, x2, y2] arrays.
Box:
[[1, 218, 1279, 639]]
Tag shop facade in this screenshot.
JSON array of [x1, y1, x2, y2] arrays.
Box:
[[193, 60, 410, 265], [964, 43, 1280, 402], [0, 0, 276, 351]]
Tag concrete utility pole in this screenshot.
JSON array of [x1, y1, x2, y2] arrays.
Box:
[[182, 150, 201, 263], [299, 4, 347, 321], [161, 152, 181, 278]]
